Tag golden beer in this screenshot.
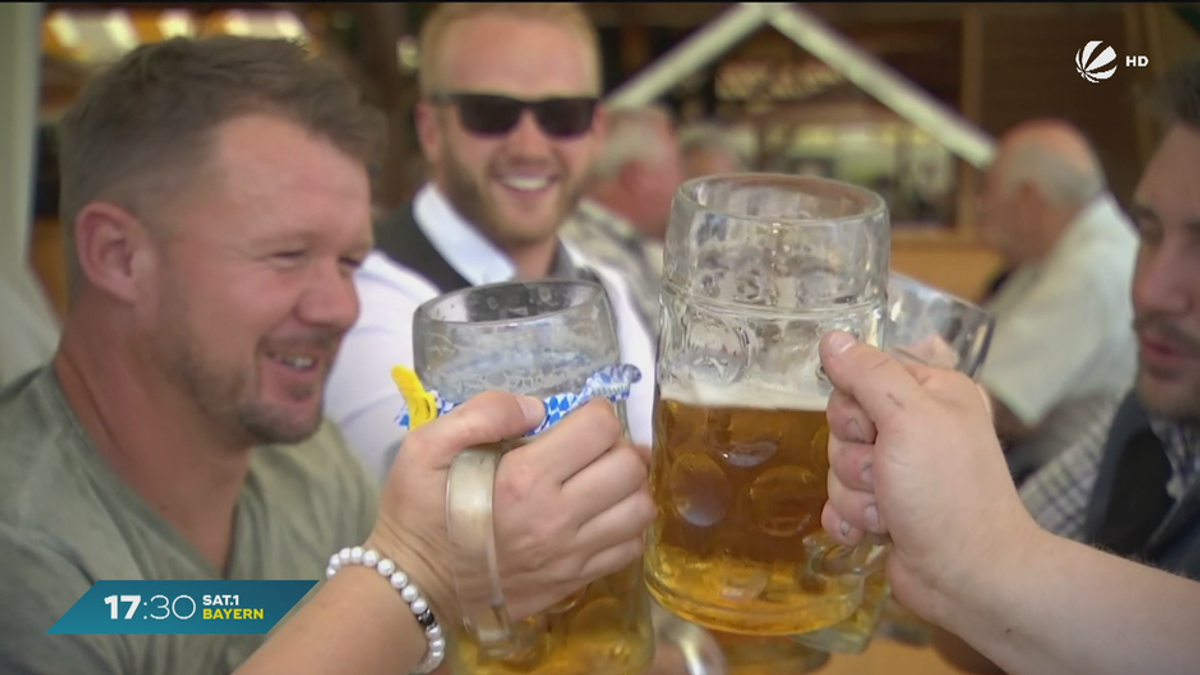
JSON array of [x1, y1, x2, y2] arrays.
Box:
[[646, 387, 862, 635], [447, 443, 655, 675], [414, 280, 655, 675], [792, 568, 890, 653], [714, 632, 830, 675], [876, 594, 934, 646]]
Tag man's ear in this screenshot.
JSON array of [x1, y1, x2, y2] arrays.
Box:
[[590, 102, 609, 146], [72, 201, 157, 304], [1016, 180, 1039, 204], [1015, 180, 1044, 225], [415, 101, 442, 164], [617, 160, 645, 193]]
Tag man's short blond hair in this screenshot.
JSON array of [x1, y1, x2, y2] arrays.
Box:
[[418, 3, 601, 97]]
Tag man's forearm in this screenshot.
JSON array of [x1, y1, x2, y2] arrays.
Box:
[[235, 567, 427, 675], [937, 527, 1200, 675]]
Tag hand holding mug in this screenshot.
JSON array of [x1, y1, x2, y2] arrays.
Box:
[[817, 331, 1034, 620]]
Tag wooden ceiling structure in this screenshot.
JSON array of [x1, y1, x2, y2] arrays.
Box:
[[35, 2, 1193, 211]]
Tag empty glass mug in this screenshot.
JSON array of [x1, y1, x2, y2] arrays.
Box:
[[647, 173, 891, 636], [792, 271, 995, 653], [411, 279, 655, 675], [883, 271, 995, 377]]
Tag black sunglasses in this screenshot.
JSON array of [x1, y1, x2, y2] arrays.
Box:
[[431, 93, 598, 139]]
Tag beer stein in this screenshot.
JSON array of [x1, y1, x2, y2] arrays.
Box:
[[407, 279, 655, 675], [647, 174, 891, 636], [713, 632, 830, 675], [651, 601, 728, 675], [875, 594, 934, 647], [883, 271, 995, 378], [789, 569, 890, 655], [792, 271, 995, 653]]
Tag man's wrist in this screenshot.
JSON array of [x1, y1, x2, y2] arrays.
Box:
[[327, 540, 452, 674], [319, 564, 430, 673], [366, 525, 458, 629], [931, 513, 1051, 632]]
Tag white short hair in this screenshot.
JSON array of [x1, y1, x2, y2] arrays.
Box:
[[590, 104, 675, 180], [678, 123, 745, 170], [999, 142, 1106, 209]]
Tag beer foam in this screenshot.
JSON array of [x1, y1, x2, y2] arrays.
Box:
[[427, 349, 599, 402], [660, 380, 829, 412]]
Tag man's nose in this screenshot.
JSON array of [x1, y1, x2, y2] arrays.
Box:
[[1132, 244, 1192, 317], [298, 259, 359, 331], [504, 110, 554, 157]]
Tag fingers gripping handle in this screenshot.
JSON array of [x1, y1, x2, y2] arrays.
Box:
[[426, 365, 645, 658], [446, 448, 537, 658], [805, 532, 891, 577]]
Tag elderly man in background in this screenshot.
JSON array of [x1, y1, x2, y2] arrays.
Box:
[[974, 119, 1138, 483], [678, 122, 746, 180], [561, 104, 684, 334]]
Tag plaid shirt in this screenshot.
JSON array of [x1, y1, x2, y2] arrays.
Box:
[[1018, 401, 1118, 540], [1154, 419, 1200, 501], [560, 199, 662, 336], [1020, 397, 1200, 540]]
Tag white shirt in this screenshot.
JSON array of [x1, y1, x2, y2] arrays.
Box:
[[980, 193, 1139, 476], [561, 198, 664, 335], [324, 184, 658, 479]]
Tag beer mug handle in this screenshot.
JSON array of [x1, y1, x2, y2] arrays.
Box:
[[651, 603, 728, 675], [804, 531, 891, 577], [446, 448, 538, 658]]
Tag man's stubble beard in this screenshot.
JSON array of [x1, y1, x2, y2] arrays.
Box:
[[155, 278, 324, 448], [1134, 312, 1200, 423], [1136, 367, 1200, 424], [440, 146, 586, 249]]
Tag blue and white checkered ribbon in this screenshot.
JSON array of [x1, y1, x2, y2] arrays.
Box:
[[396, 363, 642, 437]]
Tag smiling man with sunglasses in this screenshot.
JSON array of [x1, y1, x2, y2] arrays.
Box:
[[324, 3, 656, 481]]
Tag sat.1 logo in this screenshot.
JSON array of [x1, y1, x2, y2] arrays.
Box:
[[1075, 40, 1150, 83], [1076, 41, 1118, 82]]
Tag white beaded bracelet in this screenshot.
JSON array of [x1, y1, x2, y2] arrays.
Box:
[[326, 546, 446, 674]]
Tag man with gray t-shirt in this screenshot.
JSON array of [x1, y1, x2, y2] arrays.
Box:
[[0, 371, 375, 673], [0, 36, 382, 674]]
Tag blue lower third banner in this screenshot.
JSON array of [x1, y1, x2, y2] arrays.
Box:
[[48, 580, 318, 635]]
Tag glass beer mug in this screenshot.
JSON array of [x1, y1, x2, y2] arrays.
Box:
[[411, 279, 654, 675], [792, 270, 996, 654], [883, 271, 995, 378], [647, 174, 891, 636], [712, 632, 829, 675]]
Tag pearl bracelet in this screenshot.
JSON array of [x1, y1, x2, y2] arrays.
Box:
[[326, 546, 445, 674]]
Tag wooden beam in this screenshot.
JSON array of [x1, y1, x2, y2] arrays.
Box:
[[955, 5, 984, 239], [294, 3, 420, 208], [1126, 3, 1158, 166], [618, 23, 653, 78], [351, 2, 419, 207], [1143, 3, 1169, 79]]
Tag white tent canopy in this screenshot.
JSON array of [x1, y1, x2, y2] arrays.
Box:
[[606, 2, 995, 169]]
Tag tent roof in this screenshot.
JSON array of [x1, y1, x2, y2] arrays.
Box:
[[607, 3, 994, 168]]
